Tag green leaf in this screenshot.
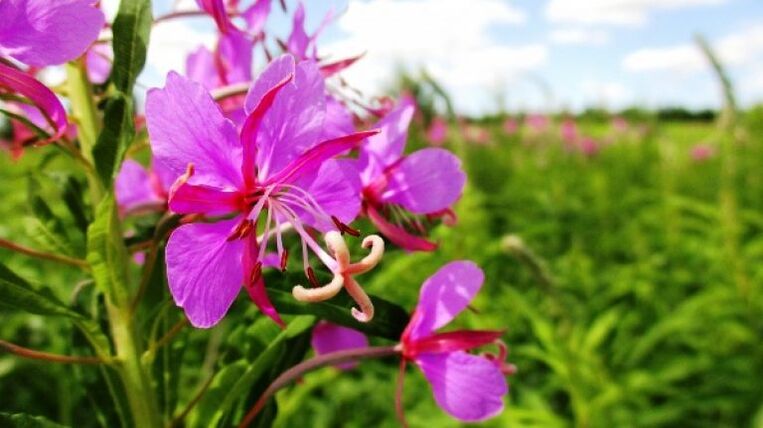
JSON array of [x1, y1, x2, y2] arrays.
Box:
[[190, 316, 315, 427], [92, 94, 133, 186], [60, 176, 91, 235], [25, 177, 75, 256], [86, 194, 131, 304], [0, 412, 68, 428], [265, 273, 409, 340], [110, 0, 152, 93], [0, 262, 110, 356]]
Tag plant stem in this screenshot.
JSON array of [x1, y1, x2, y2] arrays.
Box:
[[65, 60, 104, 206], [0, 339, 107, 365], [238, 345, 400, 428], [0, 237, 89, 269]]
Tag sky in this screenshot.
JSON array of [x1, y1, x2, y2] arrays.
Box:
[[125, 0, 763, 115]]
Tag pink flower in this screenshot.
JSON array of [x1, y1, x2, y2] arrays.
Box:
[[690, 143, 715, 161], [399, 261, 510, 422], [560, 118, 579, 144], [525, 114, 549, 132], [146, 54, 375, 328], [425, 117, 448, 146], [611, 116, 629, 132], [115, 159, 175, 216], [502, 117, 518, 135], [358, 97, 466, 251], [461, 124, 490, 145], [577, 137, 600, 157]]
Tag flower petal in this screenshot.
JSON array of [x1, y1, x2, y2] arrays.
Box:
[[311, 321, 368, 370], [185, 46, 220, 90], [115, 160, 162, 214], [415, 351, 507, 422], [165, 218, 244, 328], [380, 148, 465, 215], [289, 159, 362, 232], [286, 2, 309, 59], [168, 182, 241, 215], [242, 0, 271, 35], [321, 96, 355, 140], [244, 54, 326, 181], [217, 28, 253, 84], [0, 63, 68, 141], [0, 0, 104, 66], [407, 261, 484, 340], [365, 203, 437, 252], [86, 43, 112, 85], [358, 97, 415, 184], [242, 234, 284, 327], [146, 71, 243, 190], [196, 0, 230, 33]]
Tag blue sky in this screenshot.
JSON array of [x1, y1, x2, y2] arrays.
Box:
[[137, 0, 763, 115]]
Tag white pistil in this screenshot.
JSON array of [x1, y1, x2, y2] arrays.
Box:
[[292, 231, 385, 322]]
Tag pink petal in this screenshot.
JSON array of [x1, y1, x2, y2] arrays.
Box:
[[311, 321, 369, 370], [290, 159, 362, 232], [407, 261, 484, 340], [242, 234, 284, 327], [146, 72, 243, 190], [165, 218, 244, 328], [0, 0, 105, 66], [115, 159, 163, 213], [196, 0, 230, 33], [321, 96, 355, 140], [242, 0, 271, 35], [380, 148, 465, 215], [286, 2, 309, 58], [0, 63, 68, 141], [244, 55, 326, 181], [358, 97, 415, 184], [415, 352, 507, 422], [217, 28, 253, 84], [86, 42, 112, 85], [185, 46, 220, 90], [365, 203, 438, 252], [168, 182, 240, 215]]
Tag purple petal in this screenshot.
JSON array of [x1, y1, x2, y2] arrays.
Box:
[[242, 0, 271, 35], [380, 148, 465, 215], [217, 28, 253, 84], [115, 159, 162, 213], [196, 0, 230, 33], [168, 183, 240, 215], [165, 218, 244, 328], [286, 2, 309, 59], [415, 352, 507, 422], [321, 96, 355, 140], [358, 97, 415, 184], [243, 234, 284, 327], [311, 321, 368, 370], [185, 46, 220, 90], [0, 63, 68, 141], [86, 42, 112, 85], [365, 203, 438, 252], [244, 55, 326, 181], [290, 159, 362, 232], [407, 261, 484, 340], [0, 0, 104, 66], [146, 72, 243, 190]]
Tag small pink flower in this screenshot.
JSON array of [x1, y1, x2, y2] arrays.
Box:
[[612, 116, 629, 132], [502, 117, 518, 135], [426, 117, 448, 146], [461, 124, 490, 145], [311, 321, 369, 370], [690, 144, 715, 161], [578, 137, 600, 157], [560, 118, 578, 144], [525, 114, 549, 132]]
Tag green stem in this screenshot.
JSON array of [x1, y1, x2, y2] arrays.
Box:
[[65, 60, 104, 206]]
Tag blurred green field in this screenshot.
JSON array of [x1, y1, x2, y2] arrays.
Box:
[[2, 114, 763, 427]]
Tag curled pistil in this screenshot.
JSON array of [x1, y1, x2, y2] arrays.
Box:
[[292, 231, 384, 322]]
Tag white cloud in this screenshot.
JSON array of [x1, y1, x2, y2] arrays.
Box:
[[623, 24, 763, 73], [580, 80, 633, 107], [324, 0, 542, 115], [549, 28, 609, 45], [546, 0, 727, 26]]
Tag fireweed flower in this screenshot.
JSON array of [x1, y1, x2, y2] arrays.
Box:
[[311, 320, 369, 370], [425, 117, 448, 146], [502, 117, 518, 135], [147, 54, 379, 328], [397, 261, 511, 422], [358, 97, 465, 252], [0, 0, 104, 142]]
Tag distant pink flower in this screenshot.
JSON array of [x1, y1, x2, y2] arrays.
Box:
[[525, 114, 549, 132], [611, 116, 629, 132], [86, 42, 113, 85], [578, 137, 600, 157], [399, 261, 510, 422], [560, 118, 578, 144], [311, 321, 369, 370], [462, 124, 490, 145], [426, 117, 448, 145], [0, 0, 104, 145], [690, 144, 715, 161], [146, 54, 375, 328], [359, 97, 465, 251], [502, 117, 518, 135]]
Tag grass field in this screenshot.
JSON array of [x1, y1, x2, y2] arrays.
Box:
[[2, 115, 763, 427]]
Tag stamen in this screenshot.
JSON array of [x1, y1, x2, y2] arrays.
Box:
[[249, 261, 263, 285], [280, 249, 289, 272], [331, 215, 360, 237], [306, 266, 321, 288]]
